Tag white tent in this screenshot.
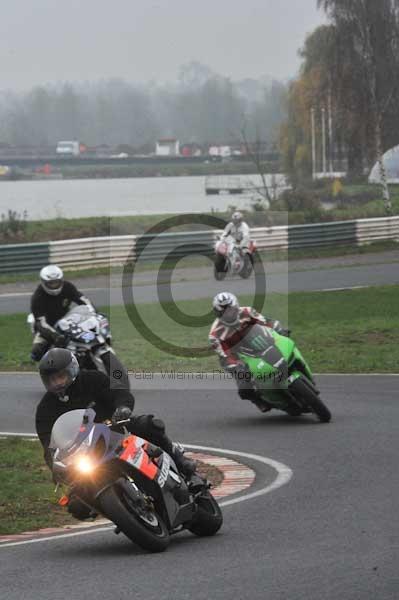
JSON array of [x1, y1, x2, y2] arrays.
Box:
[[369, 145, 399, 184]]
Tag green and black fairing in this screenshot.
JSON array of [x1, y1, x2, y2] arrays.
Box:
[[236, 323, 316, 411]]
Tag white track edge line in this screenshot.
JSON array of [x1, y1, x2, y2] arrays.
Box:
[[0, 444, 292, 549]]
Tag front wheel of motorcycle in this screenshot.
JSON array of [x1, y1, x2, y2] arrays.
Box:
[[289, 377, 331, 423], [214, 265, 227, 280], [214, 255, 227, 280], [188, 491, 223, 537], [97, 485, 170, 552], [239, 255, 253, 279]]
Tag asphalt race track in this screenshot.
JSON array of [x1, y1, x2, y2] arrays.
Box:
[[0, 373, 398, 600], [1, 252, 399, 314]]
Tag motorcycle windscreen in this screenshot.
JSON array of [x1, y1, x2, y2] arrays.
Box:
[[233, 323, 275, 356], [49, 408, 96, 451]]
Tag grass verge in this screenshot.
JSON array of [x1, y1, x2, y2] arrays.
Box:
[[0, 438, 221, 535], [1, 285, 398, 373]]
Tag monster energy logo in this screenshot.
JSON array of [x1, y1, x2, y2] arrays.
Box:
[[251, 335, 269, 351]]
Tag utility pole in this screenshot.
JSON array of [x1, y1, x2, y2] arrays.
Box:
[[311, 107, 316, 180], [321, 106, 327, 176], [328, 88, 334, 174]]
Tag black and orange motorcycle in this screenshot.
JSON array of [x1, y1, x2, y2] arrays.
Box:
[[50, 408, 223, 552]]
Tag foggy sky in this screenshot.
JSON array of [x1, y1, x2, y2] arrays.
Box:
[[0, 0, 325, 91]]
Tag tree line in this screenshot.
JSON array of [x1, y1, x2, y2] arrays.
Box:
[[0, 62, 287, 152]]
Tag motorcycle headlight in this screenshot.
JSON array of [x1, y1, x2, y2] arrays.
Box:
[[75, 456, 95, 474]]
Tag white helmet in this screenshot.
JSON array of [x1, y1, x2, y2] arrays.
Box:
[[40, 265, 64, 296], [232, 211, 243, 225], [212, 292, 240, 326]]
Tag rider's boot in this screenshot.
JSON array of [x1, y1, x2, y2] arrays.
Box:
[[239, 385, 272, 413], [170, 443, 197, 478]]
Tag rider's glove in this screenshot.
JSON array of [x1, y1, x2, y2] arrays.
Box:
[[279, 329, 291, 337], [53, 333, 66, 347], [112, 405, 132, 424]]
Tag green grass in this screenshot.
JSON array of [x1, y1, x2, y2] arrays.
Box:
[[0, 438, 221, 535], [0, 438, 76, 534], [1, 285, 398, 373]]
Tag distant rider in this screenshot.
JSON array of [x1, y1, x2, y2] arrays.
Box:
[[36, 348, 197, 519], [30, 265, 95, 362], [221, 211, 251, 255], [209, 292, 289, 412]]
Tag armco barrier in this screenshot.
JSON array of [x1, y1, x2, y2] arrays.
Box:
[[1, 216, 398, 274], [50, 235, 137, 269], [135, 230, 216, 262], [0, 242, 49, 273]]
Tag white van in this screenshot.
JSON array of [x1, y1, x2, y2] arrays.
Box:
[[56, 141, 80, 156]]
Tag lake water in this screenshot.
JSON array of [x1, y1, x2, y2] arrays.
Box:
[[0, 174, 286, 220]]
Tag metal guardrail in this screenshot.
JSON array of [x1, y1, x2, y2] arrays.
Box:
[[356, 216, 399, 244], [135, 231, 216, 262], [50, 235, 137, 268], [1, 216, 398, 274], [0, 242, 49, 273]]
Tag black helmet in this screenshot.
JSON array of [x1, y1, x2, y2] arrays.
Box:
[[39, 349, 79, 398]]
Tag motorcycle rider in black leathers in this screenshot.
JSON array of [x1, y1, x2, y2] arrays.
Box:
[[35, 348, 196, 520], [30, 265, 95, 362]]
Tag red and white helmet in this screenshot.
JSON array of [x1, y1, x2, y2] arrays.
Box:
[[40, 265, 64, 296], [212, 292, 240, 326]]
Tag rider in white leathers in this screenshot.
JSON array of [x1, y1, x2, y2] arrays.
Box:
[[221, 212, 251, 254]]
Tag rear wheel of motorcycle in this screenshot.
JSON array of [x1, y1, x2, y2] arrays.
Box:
[[188, 491, 223, 537], [98, 485, 170, 552], [289, 377, 331, 423]]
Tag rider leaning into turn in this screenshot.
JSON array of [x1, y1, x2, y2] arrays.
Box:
[[221, 211, 251, 254], [209, 292, 289, 412], [30, 265, 95, 362], [35, 348, 197, 519]]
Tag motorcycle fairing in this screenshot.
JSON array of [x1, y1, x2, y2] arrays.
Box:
[[119, 435, 158, 481]]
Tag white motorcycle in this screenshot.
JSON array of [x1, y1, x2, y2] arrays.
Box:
[[213, 236, 256, 280], [28, 306, 129, 385]]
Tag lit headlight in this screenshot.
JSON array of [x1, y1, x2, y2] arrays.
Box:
[[75, 456, 95, 474]]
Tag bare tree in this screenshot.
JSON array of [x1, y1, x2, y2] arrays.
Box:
[[240, 117, 276, 207]]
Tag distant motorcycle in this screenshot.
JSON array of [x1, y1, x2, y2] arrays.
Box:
[[28, 305, 128, 384], [214, 236, 256, 281], [50, 407, 223, 552]]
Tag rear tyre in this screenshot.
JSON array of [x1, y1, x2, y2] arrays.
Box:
[[188, 491, 223, 537], [289, 377, 331, 423], [97, 484, 170, 552]]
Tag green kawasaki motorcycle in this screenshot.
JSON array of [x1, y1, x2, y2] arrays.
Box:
[[236, 324, 331, 422]]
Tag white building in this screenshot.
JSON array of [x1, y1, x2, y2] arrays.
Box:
[[208, 145, 231, 158], [155, 138, 180, 156]]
